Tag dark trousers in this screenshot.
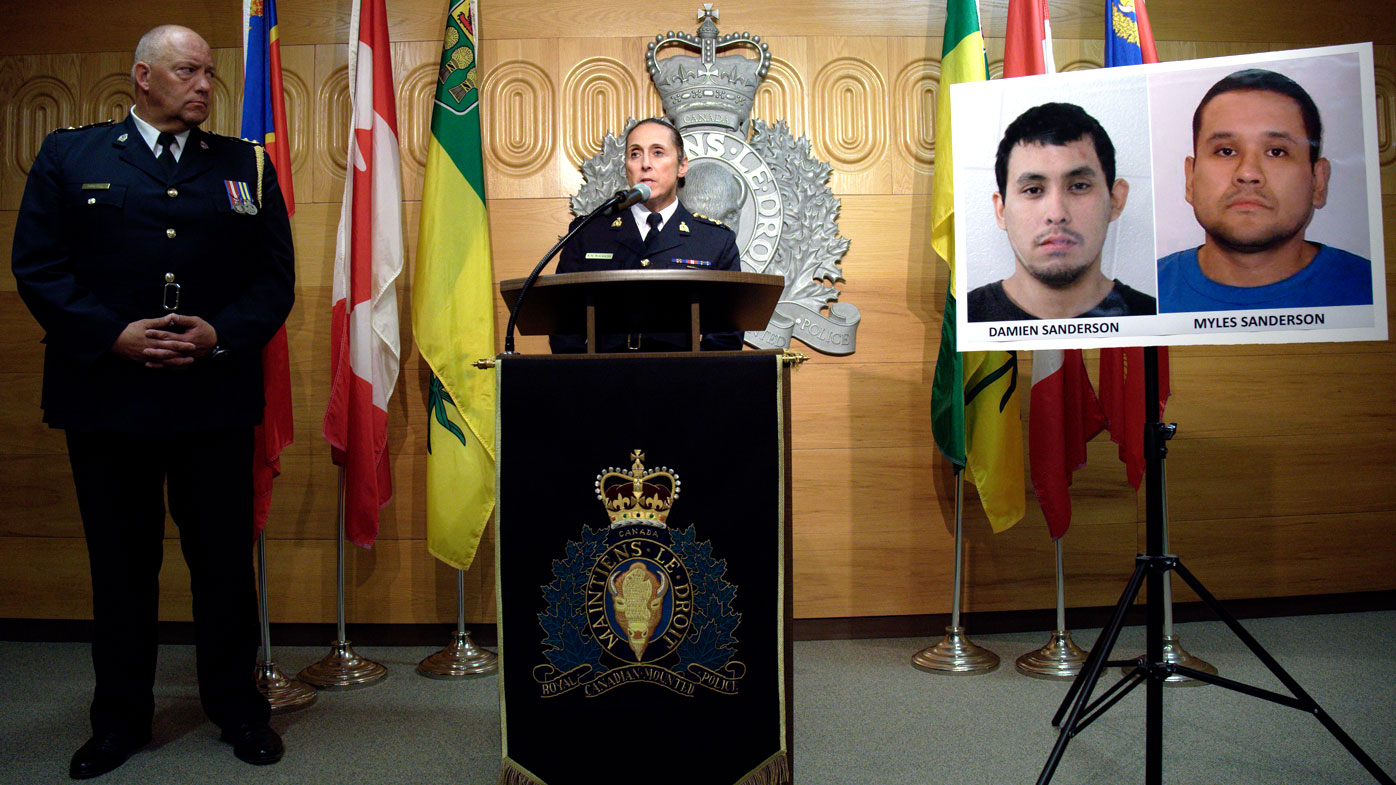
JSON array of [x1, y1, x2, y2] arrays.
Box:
[[65, 428, 270, 736]]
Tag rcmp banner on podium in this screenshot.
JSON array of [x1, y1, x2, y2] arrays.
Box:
[[496, 354, 790, 785]]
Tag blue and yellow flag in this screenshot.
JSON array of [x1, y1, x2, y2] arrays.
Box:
[[241, 0, 295, 536], [241, 0, 294, 213], [929, 0, 1026, 532], [1105, 0, 1158, 67], [412, 0, 497, 570]]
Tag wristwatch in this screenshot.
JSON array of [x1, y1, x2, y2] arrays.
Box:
[[209, 345, 230, 362]]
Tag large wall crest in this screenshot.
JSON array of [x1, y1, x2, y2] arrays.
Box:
[[570, 5, 860, 355]]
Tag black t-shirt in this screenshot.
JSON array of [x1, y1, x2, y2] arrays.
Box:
[[967, 279, 1157, 321]]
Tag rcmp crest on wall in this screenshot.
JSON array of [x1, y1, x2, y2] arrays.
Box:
[[571, 5, 861, 355], [532, 450, 745, 698]]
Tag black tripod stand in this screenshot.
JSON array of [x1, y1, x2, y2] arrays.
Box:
[[1036, 347, 1394, 785]]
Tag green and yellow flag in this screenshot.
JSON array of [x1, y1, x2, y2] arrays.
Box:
[[412, 0, 496, 569], [929, 0, 1025, 532]]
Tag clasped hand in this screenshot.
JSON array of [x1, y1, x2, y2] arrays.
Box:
[[112, 313, 218, 369]]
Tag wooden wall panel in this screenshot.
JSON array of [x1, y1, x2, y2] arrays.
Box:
[[1376, 46, 1396, 195], [808, 38, 892, 195], [479, 39, 562, 200], [4, 1, 1395, 56], [888, 38, 940, 195], [0, 55, 82, 210], [754, 38, 810, 139], [1166, 512, 1396, 602], [311, 43, 350, 205], [2, 1, 1395, 628], [0, 536, 497, 624]]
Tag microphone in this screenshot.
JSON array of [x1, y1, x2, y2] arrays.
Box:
[[599, 183, 652, 216], [503, 182, 652, 352]]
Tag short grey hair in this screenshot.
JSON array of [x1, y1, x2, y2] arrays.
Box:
[[130, 25, 184, 87]]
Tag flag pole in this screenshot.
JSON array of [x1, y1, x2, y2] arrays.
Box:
[[417, 568, 498, 679], [1120, 453, 1216, 685], [1015, 539, 1089, 678], [298, 466, 387, 689], [253, 531, 317, 711], [912, 469, 999, 674]]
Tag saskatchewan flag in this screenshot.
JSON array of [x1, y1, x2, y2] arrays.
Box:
[[412, 0, 497, 570], [929, 0, 1025, 532]]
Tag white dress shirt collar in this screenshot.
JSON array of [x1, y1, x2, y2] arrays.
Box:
[[631, 199, 680, 241], [128, 109, 191, 161]]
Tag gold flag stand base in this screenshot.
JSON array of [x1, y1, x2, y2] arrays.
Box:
[[255, 660, 318, 713], [297, 641, 387, 690], [1121, 633, 1218, 686], [1016, 629, 1089, 679], [912, 626, 1000, 675], [417, 631, 497, 679]]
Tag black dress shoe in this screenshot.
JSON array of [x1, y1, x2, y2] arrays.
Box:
[[219, 723, 283, 765], [69, 730, 149, 779]]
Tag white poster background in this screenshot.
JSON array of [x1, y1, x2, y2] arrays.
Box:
[[951, 44, 1386, 351]]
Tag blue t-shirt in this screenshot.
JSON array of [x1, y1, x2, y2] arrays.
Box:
[[1157, 244, 1373, 312]]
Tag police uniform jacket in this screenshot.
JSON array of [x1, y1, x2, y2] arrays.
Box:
[[11, 114, 295, 433], [549, 200, 742, 353]]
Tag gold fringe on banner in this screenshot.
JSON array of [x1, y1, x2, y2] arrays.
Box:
[[498, 761, 542, 785], [735, 752, 791, 785], [500, 753, 789, 785]]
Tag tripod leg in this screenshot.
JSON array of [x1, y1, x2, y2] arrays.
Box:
[[1038, 560, 1149, 785], [1051, 559, 1148, 726], [1172, 561, 1395, 785], [1146, 563, 1164, 785]]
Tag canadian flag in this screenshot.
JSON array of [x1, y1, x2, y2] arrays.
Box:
[[1002, 0, 1105, 540], [1100, 0, 1168, 490], [322, 0, 402, 547], [1029, 349, 1106, 539], [1003, 0, 1054, 78]]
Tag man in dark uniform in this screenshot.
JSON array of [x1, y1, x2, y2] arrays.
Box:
[[10, 25, 293, 778], [550, 118, 743, 353]]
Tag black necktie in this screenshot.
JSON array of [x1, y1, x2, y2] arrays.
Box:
[[644, 212, 663, 251], [156, 132, 177, 177]]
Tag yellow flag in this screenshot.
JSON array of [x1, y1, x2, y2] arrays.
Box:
[[412, 1, 497, 569], [929, 0, 1026, 531]]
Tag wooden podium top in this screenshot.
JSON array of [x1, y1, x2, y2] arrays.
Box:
[[500, 270, 785, 335]]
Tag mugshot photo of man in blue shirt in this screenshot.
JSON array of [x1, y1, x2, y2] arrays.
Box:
[[1157, 68, 1373, 313]]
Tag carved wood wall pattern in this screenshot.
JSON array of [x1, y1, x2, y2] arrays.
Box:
[[6, 43, 1393, 214]]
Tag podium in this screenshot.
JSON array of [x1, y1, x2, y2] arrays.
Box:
[[499, 269, 785, 352], [493, 270, 794, 785]]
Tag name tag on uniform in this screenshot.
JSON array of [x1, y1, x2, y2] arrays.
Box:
[[82, 183, 111, 190], [585, 252, 613, 260], [672, 258, 713, 267]]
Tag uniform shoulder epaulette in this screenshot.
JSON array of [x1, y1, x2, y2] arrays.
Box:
[[54, 120, 115, 133], [690, 213, 725, 227], [196, 133, 260, 149], [191, 132, 260, 149]]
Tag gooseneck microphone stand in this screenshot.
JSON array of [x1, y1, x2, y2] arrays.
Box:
[[503, 185, 649, 353], [1036, 347, 1393, 785]]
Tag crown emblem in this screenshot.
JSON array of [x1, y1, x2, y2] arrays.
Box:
[[645, 4, 771, 134], [595, 450, 679, 526]]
